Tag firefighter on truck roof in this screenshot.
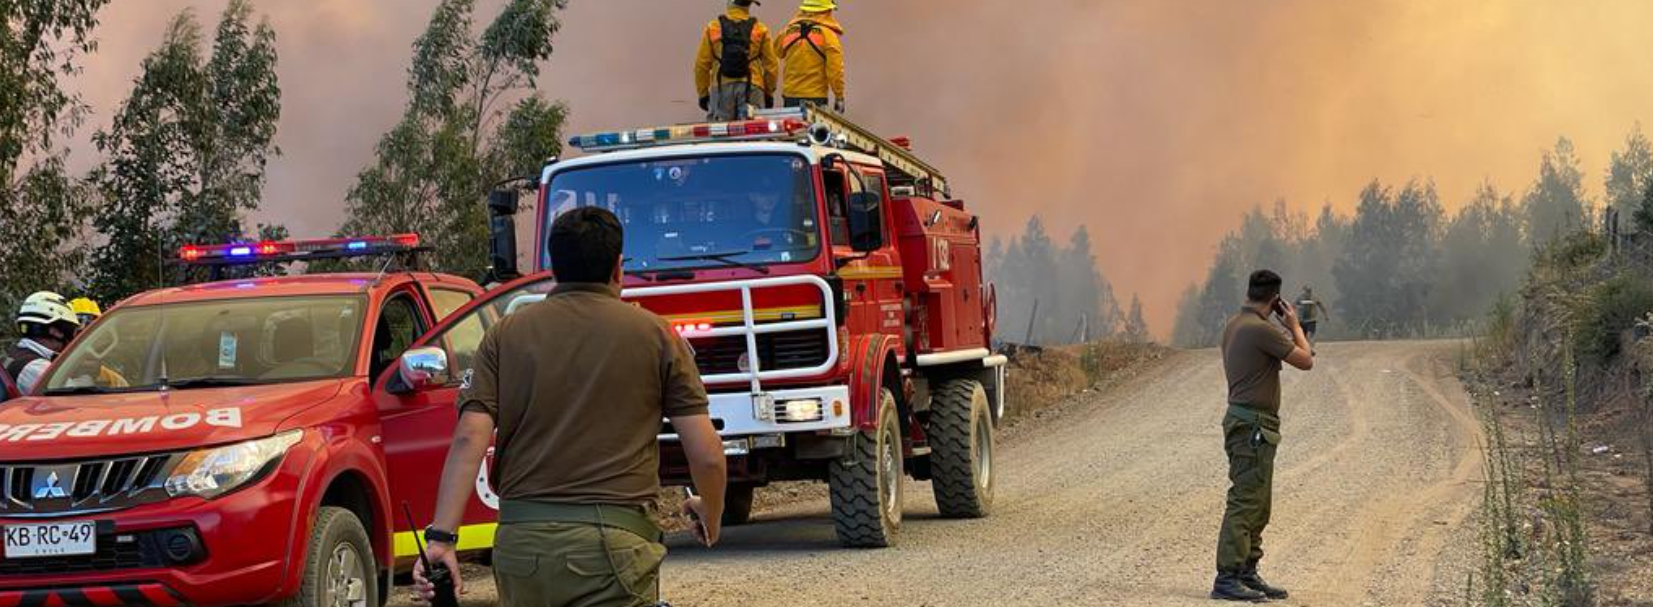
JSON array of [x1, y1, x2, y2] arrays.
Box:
[[778, 0, 846, 112], [695, 0, 780, 121]]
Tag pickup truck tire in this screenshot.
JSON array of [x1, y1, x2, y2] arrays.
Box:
[[281, 506, 378, 607], [723, 484, 756, 526], [829, 389, 903, 548], [929, 378, 995, 518]]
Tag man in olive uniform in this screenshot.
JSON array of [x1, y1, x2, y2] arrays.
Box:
[[416, 207, 729, 607], [1213, 270, 1314, 602]]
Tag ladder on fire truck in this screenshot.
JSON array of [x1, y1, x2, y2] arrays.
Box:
[[758, 106, 952, 199]]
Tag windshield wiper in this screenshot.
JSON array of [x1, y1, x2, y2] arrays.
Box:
[[166, 376, 262, 390], [42, 385, 118, 396], [656, 250, 772, 275]]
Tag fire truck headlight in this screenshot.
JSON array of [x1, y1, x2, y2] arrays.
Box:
[[166, 430, 303, 500], [779, 399, 824, 423]]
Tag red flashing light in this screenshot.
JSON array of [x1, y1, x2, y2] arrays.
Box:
[[177, 233, 422, 264]]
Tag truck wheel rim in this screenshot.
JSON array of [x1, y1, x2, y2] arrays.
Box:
[[974, 410, 993, 490], [325, 543, 368, 607], [880, 428, 901, 524]]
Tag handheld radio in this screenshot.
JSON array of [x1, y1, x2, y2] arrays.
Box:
[[401, 503, 459, 607]]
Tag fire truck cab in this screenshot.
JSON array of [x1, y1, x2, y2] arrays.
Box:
[[485, 107, 1005, 547], [0, 236, 502, 607]]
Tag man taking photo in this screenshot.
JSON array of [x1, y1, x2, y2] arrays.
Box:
[[1212, 270, 1314, 602], [416, 207, 728, 607]]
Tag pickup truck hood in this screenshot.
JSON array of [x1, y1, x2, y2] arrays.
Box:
[[0, 380, 347, 462]]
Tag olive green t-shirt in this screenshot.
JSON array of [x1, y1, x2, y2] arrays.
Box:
[[1220, 307, 1296, 413], [459, 282, 710, 506]]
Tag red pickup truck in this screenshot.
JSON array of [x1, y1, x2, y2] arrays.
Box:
[[0, 235, 505, 607]]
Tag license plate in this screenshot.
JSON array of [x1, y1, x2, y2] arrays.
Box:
[[3, 521, 97, 559]]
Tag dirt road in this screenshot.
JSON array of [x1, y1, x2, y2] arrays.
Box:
[[403, 340, 1484, 606]]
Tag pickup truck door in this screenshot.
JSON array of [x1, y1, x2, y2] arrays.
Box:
[[374, 274, 558, 561]]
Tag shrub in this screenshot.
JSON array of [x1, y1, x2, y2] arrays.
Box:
[[1574, 273, 1653, 364]]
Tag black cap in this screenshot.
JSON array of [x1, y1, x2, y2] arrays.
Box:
[[733, 0, 761, 6]]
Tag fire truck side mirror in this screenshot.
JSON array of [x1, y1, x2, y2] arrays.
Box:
[[487, 189, 521, 283], [847, 192, 884, 252]]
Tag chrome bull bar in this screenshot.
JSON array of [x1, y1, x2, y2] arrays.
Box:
[[624, 274, 839, 395]]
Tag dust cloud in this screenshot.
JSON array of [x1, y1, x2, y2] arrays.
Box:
[[72, 1, 1653, 337]]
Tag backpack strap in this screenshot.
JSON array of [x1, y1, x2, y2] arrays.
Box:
[[782, 21, 828, 60]]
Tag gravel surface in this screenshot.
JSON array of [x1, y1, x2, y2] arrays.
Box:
[[389, 340, 1482, 606]]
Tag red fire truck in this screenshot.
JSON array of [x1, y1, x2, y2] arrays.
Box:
[[0, 236, 505, 606], [481, 106, 1006, 547]]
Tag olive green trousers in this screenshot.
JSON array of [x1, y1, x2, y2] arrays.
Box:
[[1215, 405, 1281, 573], [492, 521, 667, 607]]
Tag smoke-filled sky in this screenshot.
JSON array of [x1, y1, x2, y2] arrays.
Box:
[[69, 0, 1653, 337]]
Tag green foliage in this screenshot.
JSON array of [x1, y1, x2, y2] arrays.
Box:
[[1524, 137, 1591, 245], [1335, 179, 1446, 337], [86, 1, 283, 304], [1572, 273, 1653, 365], [1635, 178, 1653, 234], [0, 0, 110, 338], [1433, 183, 1528, 324], [1535, 231, 1606, 274], [339, 0, 568, 281], [1606, 123, 1653, 223], [988, 217, 1121, 345], [1173, 177, 1532, 345]]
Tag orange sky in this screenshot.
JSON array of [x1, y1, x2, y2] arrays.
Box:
[[67, 0, 1653, 337]]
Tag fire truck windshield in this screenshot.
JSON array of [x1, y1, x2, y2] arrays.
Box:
[[41, 296, 366, 394], [543, 153, 821, 273]]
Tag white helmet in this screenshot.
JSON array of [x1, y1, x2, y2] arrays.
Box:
[[17, 291, 80, 333]]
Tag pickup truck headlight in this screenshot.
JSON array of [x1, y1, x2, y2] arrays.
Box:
[[166, 430, 303, 499]]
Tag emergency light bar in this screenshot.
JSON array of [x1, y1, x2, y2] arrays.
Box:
[[177, 234, 422, 265], [569, 118, 809, 153]]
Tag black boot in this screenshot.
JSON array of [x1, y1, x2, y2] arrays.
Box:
[[1211, 571, 1269, 602], [1238, 562, 1288, 600]]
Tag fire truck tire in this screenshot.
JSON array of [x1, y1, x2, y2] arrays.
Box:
[[280, 506, 379, 607], [723, 484, 756, 526], [829, 388, 904, 548], [928, 378, 995, 518]]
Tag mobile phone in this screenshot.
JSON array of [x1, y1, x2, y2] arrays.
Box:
[[1272, 298, 1289, 316], [681, 487, 709, 540]]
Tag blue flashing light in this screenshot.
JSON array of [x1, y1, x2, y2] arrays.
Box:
[[347, 241, 369, 251], [228, 246, 253, 257]]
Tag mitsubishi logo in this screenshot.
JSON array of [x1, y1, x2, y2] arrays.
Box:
[[32, 471, 68, 500]]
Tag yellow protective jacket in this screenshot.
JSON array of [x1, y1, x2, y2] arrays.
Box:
[[776, 11, 845, 100], [694, 6, 780, 98]]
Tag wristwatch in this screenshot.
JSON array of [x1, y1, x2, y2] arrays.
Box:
[[423, 525, 459, 546]]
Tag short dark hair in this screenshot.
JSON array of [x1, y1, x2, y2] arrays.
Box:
[[1246, 270, 1283, 303], [548, 207, 624, 283]]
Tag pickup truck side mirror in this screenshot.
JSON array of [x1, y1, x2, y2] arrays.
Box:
[[847, 191, 885, 252], [487, 189, 521, 284], [388, 347, 451, 395]]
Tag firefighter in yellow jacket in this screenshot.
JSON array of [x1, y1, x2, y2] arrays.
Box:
[[695, 0, 780, 121], [777, 0, 846, 112]]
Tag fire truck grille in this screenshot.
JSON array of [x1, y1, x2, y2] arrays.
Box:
[[691, 330, 831, 377], [0, 454, 174, 514], [0, 526, 199, 575]]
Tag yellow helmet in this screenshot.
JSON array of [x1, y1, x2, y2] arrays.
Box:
[[69, 297, 103, 324], [800, 0, 836, 12]]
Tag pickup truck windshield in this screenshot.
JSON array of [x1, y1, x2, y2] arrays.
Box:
[[543, 153, 821, 273], [42, 296, 365, 394]]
